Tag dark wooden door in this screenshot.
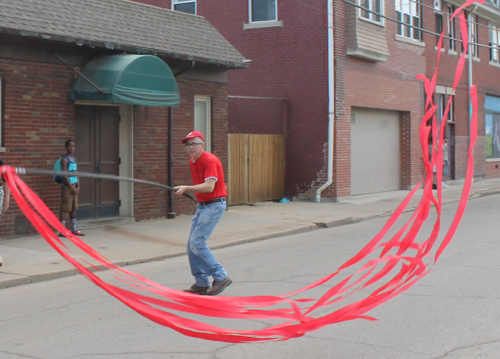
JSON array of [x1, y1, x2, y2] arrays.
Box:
[[75, 106, 120, 219]]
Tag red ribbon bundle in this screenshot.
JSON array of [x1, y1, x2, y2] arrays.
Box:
[[0, 0, 482, 342]]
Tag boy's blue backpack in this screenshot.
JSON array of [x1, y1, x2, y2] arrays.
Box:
[[53, 155, 69, 184]]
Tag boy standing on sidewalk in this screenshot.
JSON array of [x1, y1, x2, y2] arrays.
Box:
[[59, 139, 84, 237], [174, 131, 231, 296]]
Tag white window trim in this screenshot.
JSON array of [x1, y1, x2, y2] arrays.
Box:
[[171, 0, 197, 15], [490, 23, 500, 65], [395, 0, 421, 41], [243, 20, 283, 30], [194, 95, 212, 153], [358, 0, 384, 25], [395, 34, 425, 47], [447, 5, 456, 52], [248, 0, 278, 23]]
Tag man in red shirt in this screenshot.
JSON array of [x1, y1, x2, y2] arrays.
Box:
[[174, 131, 231, 296]]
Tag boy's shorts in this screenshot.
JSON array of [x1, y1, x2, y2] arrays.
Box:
[[61, 185, 78, 212]]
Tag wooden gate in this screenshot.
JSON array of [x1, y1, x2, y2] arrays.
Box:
[[228, 134, 285, 205]]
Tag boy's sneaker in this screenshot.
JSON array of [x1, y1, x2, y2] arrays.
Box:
[[72, 230, 85, 236]]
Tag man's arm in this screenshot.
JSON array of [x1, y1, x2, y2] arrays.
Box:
[[174, 178, 216, 196]]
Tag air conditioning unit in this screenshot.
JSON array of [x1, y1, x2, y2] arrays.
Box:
[[434, 0, 441, 10]]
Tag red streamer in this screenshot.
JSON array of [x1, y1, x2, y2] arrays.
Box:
[[0, 0, 483, 342]]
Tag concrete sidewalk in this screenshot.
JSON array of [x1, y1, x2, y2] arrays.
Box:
[[1, 178, 499, 289]]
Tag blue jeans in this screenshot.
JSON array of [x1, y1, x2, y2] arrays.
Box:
[[187, 200, 228, 287]]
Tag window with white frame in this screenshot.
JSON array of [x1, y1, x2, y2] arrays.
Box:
[[172, 0, 196, 14], [395, 0, 421, 40], [359, 0, 382, 23], [490, 24, 500, 63], [436, 93, 454, 124], [447, 5, 456, 51], [194, 96, 211, 152], [469, 14, 479, 57], [250, 0, 277, 22]]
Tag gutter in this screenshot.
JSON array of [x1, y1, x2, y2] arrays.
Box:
[[316, 0, 335, 202]]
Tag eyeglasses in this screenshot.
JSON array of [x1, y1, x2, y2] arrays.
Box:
[[184, 142, 203, 148]]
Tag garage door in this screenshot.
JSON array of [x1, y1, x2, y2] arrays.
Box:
[[351, 108, 400, 195]]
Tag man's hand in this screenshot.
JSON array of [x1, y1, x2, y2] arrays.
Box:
[[71, 186, 79, 195], [174, 185, 189, 196]]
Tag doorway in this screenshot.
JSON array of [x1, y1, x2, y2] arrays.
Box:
[[75, 105, 120, 219]]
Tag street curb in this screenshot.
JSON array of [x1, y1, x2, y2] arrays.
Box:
[[1, 189, 499, 290]]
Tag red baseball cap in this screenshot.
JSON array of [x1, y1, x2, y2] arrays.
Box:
[[182, 131, 205, 144]]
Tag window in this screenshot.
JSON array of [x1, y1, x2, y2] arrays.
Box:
[[485, 113, 500, 158], [468, 14, 479, 57], [250, 0, 277, 22], [436, 12, 443, 45], [172, 0, 196, 15], [436, 93, 454, 124], [396, 0, 421, 40], [447, 5, 456, 51], [194, 96, 211, 152], [360, 0, 382, 23], [490, 24, 500, 63]]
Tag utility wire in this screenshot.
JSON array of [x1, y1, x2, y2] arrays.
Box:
[[291, 0, 497, 49], [406, 0, 500, 31], [339, 0, 493, 49]]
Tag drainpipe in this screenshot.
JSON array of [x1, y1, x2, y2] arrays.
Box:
[[316, 0, 335, 202], [468, 7, 477, 147]]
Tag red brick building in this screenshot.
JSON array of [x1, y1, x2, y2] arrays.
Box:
[[0, 0, 247, 237], [135, 0, 500, 202]]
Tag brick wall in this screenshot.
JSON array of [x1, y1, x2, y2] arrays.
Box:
[[0, 58, 76, 237]]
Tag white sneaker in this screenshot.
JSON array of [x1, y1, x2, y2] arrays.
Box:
[[442, 182, 449, 188], [0, 253, 3, 267]]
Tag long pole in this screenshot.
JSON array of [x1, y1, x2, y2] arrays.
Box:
[[14, 167, 198, 203]]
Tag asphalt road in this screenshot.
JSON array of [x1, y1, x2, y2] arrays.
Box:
[[0, 195, 499, 359]]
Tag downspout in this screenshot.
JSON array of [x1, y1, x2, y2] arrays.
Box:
[[316, 0, 335, 202], [468, 7, 477, 147]]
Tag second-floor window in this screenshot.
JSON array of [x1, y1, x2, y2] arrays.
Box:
[[360, 0, 382, 23], [490, 24, 500, 63], [469, 14, 479, 57], [436, 12, 443, 45], [250, 0, 277, 22], [396, 0, 421, 40], [172, 0, 196, 15], [447, 5, 456, 51]]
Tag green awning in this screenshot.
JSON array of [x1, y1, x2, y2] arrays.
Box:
[[69, 55, 180, 107]]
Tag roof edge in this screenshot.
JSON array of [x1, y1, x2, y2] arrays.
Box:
[[0, 27, 250, 69]]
